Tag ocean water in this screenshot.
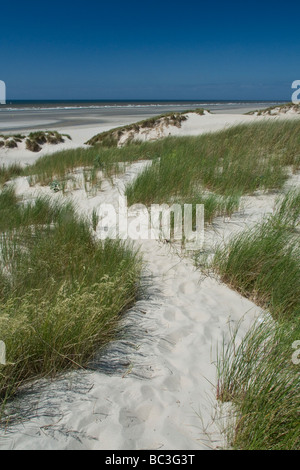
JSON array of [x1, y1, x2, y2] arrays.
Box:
[[0, 99, 286, 111]]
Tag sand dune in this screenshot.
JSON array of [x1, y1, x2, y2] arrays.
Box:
[[0, 111, 299, 450]]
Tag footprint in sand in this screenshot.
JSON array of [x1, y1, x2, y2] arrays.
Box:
[[162, 374, 181, 392], [178, 281, 199, 295], [119, 408, 145, 441], [140, 385, 156, 400], [163, 306, 185, 321]]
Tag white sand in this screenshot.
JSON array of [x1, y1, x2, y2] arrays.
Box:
[[0, 112, 299, 450], [119, 112, 259, 145]]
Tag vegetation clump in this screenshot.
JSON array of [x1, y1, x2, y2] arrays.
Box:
[[0, 187, 141, 409], [25, 131, 71, 152], [0, 131, 71, 153], [0, 134, 26, 149]]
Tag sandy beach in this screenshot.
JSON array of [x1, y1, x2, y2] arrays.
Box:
[[0, 105, 299, 450]]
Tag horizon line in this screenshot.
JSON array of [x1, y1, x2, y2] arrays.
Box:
[[1, 98, 291, 103]]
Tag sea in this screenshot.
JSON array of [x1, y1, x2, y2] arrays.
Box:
[[0, 100, 287, 133], [0, 99, 286, 111]]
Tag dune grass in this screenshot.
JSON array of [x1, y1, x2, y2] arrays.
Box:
[[212, 190, 300, 321], [124, 144, 245, 219], [22, 145, 146, 187], [0, 164, 23, 187], [0, 186, 75, 232], [214, 190, 300, 449], [126, 120, 300, 202], [125, 120, 300, 222], [19, 138, 179, 189], [216, 318, 300, 450], [0, 188, 141, 409]]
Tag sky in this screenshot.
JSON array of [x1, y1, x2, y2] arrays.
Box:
[[0, 0, 299, 100]]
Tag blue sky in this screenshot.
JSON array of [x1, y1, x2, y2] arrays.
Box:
[[0, 0, 299, 100]]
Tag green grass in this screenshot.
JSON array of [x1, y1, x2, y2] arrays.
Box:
[[0, 186, 75, 232], [0, 188, 141, 409], [0, 164, 24, 187], [213, 190, 300, 449], [212, 190, 300, 321], [125, 120, 300, 222], [19, 139, 172, 187], [22, 146, 136, 186], [216, 317, 300, 450]]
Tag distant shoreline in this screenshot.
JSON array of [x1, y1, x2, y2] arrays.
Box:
[[0, 100, 289, 134], [0, 99, 288, 111]]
